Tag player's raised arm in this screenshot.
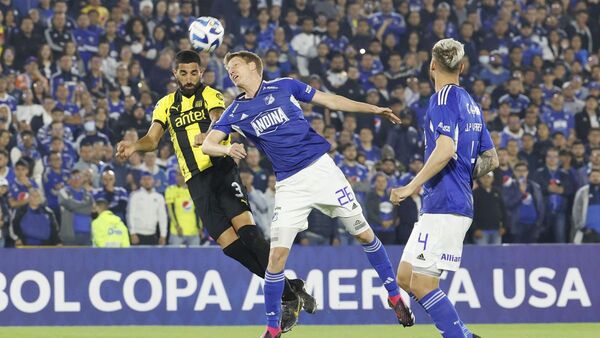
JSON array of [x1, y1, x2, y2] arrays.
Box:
[[201, 130, 247, 160], [116, 122, 165, 160], [311, 90, 401, 124], [390, 135, 455, 205]]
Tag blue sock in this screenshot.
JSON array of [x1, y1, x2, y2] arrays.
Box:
[[421, 288, 472, 338], [362, 237, 400, 297], [264, 270, 285, 329]]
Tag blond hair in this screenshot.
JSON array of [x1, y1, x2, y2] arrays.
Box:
[[224, 51, 263, 75], [432, 38, 465, 73]]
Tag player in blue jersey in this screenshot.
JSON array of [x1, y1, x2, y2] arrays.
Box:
[[390, 39, 498, 338], [202, 51, 414, 338]]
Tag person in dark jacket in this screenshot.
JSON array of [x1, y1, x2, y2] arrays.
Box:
[[366, 173, 397, 244], [532, 148, 574, 243], [472, 172, 506, 245], [12, 188, 61, 246], [513, 162, 545, 243]]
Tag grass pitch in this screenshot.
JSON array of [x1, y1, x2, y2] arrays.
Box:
[[0, 324, 597, 338]]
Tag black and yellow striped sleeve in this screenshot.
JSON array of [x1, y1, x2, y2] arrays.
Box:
[[151, 95, 172, 129], [203, 86, 225, 112]]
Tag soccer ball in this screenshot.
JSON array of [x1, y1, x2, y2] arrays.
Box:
[[188, 16, 224, 53]]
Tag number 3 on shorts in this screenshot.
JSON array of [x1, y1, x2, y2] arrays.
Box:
[[231, 182, 244, 198]]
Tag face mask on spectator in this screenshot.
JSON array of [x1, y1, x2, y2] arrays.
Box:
[[478, 55, 490, 65], [84, 121, 96, 132]]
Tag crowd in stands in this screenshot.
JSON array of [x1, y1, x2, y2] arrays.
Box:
[[0, 0, 598, 248]]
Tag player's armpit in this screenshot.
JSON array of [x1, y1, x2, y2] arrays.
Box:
[[473, 148, 499, 179], [208, 107, 225, 122]]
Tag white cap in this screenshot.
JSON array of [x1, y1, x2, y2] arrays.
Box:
[[0, 177, 8, 187], [140, 0, 153, 11]]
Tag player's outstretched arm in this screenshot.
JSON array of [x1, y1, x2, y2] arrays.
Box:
[[202, 130, 247, 160], [115, 122, 164, 160], [311, 90, 401, 124], [473, 148, 499, 179], [390, 135, 455, 205]]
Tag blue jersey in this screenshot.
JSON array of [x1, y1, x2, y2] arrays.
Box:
[[214, 78, 331, 181], [421, 85, 494, 218]]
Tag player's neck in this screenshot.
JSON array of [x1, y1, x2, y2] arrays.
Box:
[[242, 78, 262, 99], [434, 75, 459, 93]]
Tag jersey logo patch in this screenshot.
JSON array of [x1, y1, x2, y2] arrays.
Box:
[[251, 107, 289, 136], [174, 110, 207, 128], [264, 94, 275, 105]]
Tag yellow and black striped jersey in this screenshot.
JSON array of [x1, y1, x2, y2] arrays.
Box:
[[152, 85, 229, 181]]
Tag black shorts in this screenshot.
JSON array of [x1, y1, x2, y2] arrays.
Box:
[[187, 158, 251, 240]]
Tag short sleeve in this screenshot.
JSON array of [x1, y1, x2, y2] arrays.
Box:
[[151, 96, 170, 129], [429, 86, 459, 140], [212, 106, 233, 135], [479, 123, 494, 154], [204, 87, 226, 111], [285, 78, 316, 103]]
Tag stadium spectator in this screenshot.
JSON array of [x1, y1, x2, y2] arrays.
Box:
[[533, 148, 575, 243], [575, 96, 600, 142], [12, 188, 61, 247], [43, 151, 69, 223], [91, 197, 130, 248], [366, 173, 397, 244], [164, 168, 200, 246], [58, 169, 93, 245], [0, 177, 8, 247], [93, 169, 128, 223], [127, 171, 167, 246], [243, 147, 269, 192], [572, 169, 600, 244], [472, 172, 506, 245], [8, 159, 38, 209], [141, 151, 167, 194]]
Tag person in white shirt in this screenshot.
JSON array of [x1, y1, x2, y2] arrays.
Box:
[[291, 17, 321, 76], [127, 171, 167, 245], [15, 89, 48, 126]]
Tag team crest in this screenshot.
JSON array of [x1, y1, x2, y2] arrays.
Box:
[[264, 94, 275, 105], [194, 99, 203, 108]]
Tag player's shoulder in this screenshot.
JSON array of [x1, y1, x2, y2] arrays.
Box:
[[202, 85, 223, 97], [155, 92, 176, 109]]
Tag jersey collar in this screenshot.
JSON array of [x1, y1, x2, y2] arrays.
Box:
[[236, 81, 265, 101]]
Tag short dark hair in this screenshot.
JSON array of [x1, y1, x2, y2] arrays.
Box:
[[174, 50, 202, 69], [514, 161, 529, 170]]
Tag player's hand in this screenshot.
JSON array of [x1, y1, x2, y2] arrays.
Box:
[[390, 185, 415, 205], [158, 237, 166, 246], [193, 133, 206, 147], [227, 143, 247, 160], [372, 106, 401, 125], [116, 141, 136, 160], [130, 234, 139, 245]]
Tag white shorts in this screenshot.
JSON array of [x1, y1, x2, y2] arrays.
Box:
[[270, 154, 367, 248], [400, 213, 472, 274]]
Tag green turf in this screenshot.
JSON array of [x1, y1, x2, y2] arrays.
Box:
[[0, 324, 597, 338]]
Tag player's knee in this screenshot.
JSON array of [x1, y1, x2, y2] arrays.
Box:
[[267, 247, 290, 271], [354, 228, 375, 244]]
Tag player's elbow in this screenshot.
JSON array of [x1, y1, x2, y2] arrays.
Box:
[[490, 153, 500, 170]]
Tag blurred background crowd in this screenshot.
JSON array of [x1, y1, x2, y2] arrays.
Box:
[[0, 0, 598, 248]]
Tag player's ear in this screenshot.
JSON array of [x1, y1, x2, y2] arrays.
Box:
[[459, 62, 465, 75]]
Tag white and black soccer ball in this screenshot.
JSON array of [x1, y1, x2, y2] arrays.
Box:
[[188, 16, 224, 53]]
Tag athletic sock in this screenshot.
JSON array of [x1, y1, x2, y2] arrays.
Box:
[[362, 237, 400, 297], [421, 288, 471, 338], [223, 239, 265, 277], [265, 270, 285, 329], [237, 225, 296, 301]]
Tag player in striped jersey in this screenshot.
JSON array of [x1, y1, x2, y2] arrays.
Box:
[[116, 50, 314, 331]]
